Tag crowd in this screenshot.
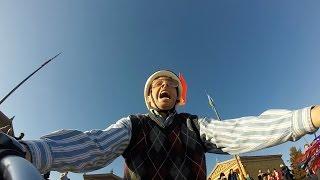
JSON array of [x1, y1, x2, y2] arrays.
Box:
[[257, 164, 293, 180], [218, 169, 239, 180], [217, 164, 294, 180]]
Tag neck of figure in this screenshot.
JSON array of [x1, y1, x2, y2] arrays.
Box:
[[158, 110, 169, 118], [149, 93, 176, 119], [150, 107, 176, 120]]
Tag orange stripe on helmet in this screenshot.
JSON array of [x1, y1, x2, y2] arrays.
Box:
[[178, 73, 187, 105]]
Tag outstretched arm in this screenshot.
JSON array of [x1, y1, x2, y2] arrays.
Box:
[[22, 117, 131, 174], [199, 106, 317, 155]]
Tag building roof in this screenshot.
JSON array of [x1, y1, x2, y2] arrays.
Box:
[[83, 172, 122, 180], [209, 154, 283, 178]]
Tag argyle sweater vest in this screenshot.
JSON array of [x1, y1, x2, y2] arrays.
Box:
[[122, 113, 207, 180]]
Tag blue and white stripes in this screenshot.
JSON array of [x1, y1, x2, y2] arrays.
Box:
[[199, 106, 316, 154], [23, 117, 131, 173], [24, 140, 52, 173], [23, 107, 317, 173]]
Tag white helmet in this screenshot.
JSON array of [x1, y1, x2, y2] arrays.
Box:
[[144, 70, 186, 110]]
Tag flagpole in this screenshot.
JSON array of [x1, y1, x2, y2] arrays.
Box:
[[212, 105, 222, 121], [206, 92, 245, 179], [205, 91, 222, 121]]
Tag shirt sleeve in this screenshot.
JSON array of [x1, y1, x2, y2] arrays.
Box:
[[198, 106, 317, 155], [22, 117, 132, 173]]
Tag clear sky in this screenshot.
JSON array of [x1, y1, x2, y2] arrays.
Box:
[[1, 1, 320, 179]]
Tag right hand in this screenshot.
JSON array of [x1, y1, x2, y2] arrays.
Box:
[[0, 132, 26, 159], [0, 132, 42, 180]]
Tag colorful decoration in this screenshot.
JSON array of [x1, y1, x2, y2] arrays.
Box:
[[297, 135, 320, 173], [178, 73, 187, 105]]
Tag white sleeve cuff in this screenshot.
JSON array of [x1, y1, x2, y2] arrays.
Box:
[[22, 140, 53, 174], [292, 106, 317, 140]]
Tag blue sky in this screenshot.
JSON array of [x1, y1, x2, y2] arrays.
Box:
[[1, 1, 320, 179]]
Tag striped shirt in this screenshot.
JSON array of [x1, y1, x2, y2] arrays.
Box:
[[23, 106, 317, 173]]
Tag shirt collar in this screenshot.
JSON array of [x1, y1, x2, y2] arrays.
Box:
[[148, 109, 177, 128]]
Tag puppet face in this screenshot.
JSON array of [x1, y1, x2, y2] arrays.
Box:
[[147, 77, 178, 111]]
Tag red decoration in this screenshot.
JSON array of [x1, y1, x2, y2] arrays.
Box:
[[178, 73, 187, 105]]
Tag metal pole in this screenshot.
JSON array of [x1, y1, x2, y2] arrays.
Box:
[[206, 92, 245, 179], [206, 91, 222, 121], [0, 52, 61, 105]]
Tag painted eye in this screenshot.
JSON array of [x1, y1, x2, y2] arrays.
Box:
[[168, 81, 178, 87], [152, 80, 163, 87]]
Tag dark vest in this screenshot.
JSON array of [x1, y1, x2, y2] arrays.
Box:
[[122, 113, 207, 180]]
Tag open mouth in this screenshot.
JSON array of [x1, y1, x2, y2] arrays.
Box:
[[159, 91, 171, 100]]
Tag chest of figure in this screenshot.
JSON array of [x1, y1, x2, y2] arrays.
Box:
[[133, 119, 203, 156], [122, 115, 207, 180]]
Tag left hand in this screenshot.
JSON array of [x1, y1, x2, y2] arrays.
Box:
[[311, 106, 320, 128]]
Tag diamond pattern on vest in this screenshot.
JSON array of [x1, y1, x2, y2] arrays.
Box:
[[149, 126, 166, 153], [122, 113, 207, 180]]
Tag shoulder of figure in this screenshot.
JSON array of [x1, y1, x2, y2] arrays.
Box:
[[129, 113, 148, 121], [177, 112, 198, 120]]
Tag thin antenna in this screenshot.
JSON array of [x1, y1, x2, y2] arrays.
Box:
[[205, 90, 222, 121], [0, 52, 61, 105]]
